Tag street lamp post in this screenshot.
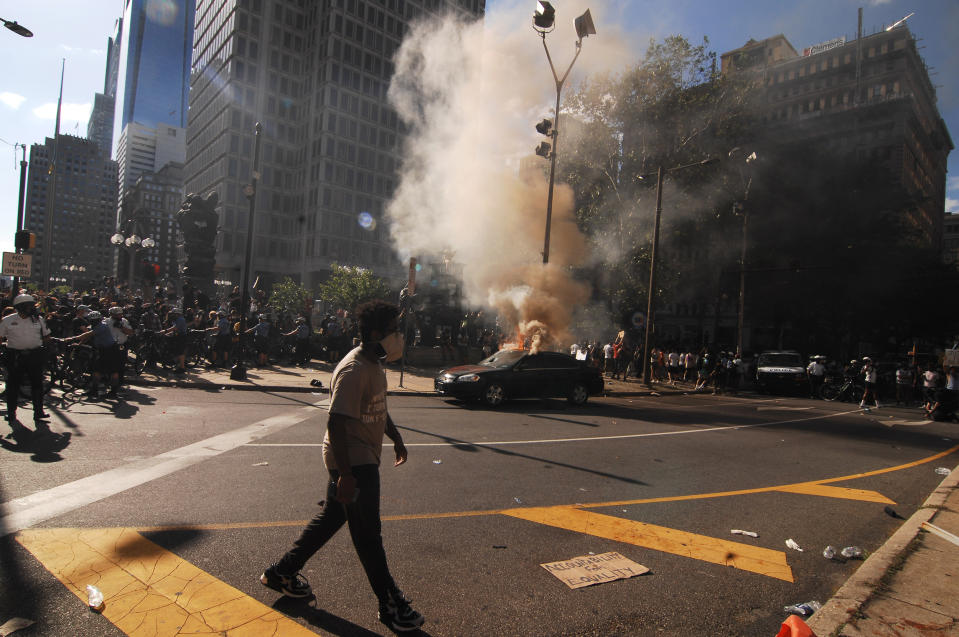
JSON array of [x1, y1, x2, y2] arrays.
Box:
[[532, 2, 595, 264], [111, 222, 155, 292], [61, 263, 86, 290], [12, 143, 27, 292], [638, 158, 719, 386], [231, 122, 262, 381], [729, 148, 757, 358]]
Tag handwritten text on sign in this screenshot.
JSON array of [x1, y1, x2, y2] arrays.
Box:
[[540, 551, 649, 589], [1, 252, 32, 277]]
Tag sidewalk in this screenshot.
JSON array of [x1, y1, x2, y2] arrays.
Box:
[[807, 463, 959, 637], [129, 362, 959, 636]]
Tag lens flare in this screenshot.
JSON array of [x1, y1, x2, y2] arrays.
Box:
[[415, 263, 423, 272], [357, 211, 376, 230], [146, 0, 178, 26]]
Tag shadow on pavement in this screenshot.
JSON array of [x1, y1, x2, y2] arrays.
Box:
[[0, 421, 72, 462], [272, 596, 433, 637], [0, 482, 39, 629], [397, 423, 649, 487]]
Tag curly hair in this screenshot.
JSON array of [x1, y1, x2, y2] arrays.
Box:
[[356, 299, 399, 342]]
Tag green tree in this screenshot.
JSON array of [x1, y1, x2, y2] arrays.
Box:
[[268, 277, 311, 318], [560, 35, 758, 324], [317, 263, 392, 312]]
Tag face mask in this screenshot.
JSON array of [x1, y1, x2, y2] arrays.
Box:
[[379, 332, 404, 362]]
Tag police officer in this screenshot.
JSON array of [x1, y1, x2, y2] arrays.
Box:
[[0, 294, 54, 424]]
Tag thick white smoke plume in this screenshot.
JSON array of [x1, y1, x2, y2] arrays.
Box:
[[387, 1, 632, 349]]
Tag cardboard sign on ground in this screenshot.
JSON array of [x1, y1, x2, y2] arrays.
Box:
[[540, 551, 649, 589]]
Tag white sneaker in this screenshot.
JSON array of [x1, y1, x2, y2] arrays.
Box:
[[859, 402, 866, 408]]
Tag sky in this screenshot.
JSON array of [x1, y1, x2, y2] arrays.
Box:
[[0, 0, 956, 263]]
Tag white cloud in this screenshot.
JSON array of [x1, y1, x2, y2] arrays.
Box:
[[947, 197, 959, 213], [948, 175, 959, 191], [0, 92, 26, 110], [31, 102, 92, 132]]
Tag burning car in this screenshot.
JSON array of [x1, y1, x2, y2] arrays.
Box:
[[434, 348, 604, 407], [755, 350, 807, 394]]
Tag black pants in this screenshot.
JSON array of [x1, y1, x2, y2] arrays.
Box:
[[4, 348, 45, 418], [276, 464, 397, 603]]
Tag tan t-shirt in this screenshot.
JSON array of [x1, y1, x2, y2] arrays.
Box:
[[322, 346, 388, 469]]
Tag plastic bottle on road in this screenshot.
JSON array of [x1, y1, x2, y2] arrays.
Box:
[[783, 601, 821, 617], [840, 546, 863, 559], [86, 585, 105, 612], [822, 545, 837, 560]]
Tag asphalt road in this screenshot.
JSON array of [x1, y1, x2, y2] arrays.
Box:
[[1, 388, 956, 636]]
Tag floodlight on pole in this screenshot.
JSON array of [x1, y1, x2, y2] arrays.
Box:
[[1, 17, 33, 37], [533, 2, 555, 30], [532, 4, 596, 264]]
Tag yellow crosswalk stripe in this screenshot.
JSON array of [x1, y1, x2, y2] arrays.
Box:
[[502, 506, 794, 582], [773, 483, 894, 503], [16, 527, 318, 636]]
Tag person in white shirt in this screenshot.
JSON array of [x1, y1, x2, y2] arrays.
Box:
[[0, 294, 55, 425], [603, 342, 614, 377], [859, 357, 880, 409], [922, 365, 940, 405], [807, 356, 826, 398]]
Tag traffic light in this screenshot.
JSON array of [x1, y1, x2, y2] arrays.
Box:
[[14, 230, 35, 250], [534, 118, 553, 158]]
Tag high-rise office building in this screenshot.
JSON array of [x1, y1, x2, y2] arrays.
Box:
[[114, 0, 194, 139], [110, 0, 196, 280], [121, 162, 186, 282], [24, 135, 119, 285], [87, 18, 122, 157], [185, 0, 485, 294], [721, 25, 952, 248]]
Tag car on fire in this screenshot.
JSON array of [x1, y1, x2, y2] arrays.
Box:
[[754, 350, 807, 394], [434, 348, 605, 407]]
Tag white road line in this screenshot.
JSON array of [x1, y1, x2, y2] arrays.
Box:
[[245, 409, 864, 448], [0, 402, 326, 537]]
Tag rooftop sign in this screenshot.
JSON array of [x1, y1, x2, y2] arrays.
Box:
[[802, 36, 846, 57]]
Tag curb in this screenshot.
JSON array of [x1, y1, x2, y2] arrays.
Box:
[[806, 460, 959, 636]]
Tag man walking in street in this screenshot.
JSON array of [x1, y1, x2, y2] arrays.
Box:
[[260, 300, 424, 632]]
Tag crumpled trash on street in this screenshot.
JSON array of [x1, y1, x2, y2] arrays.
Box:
[[731, 529, 759, 537], [0, 617, 35, 637], [935, 467, 951, 475], [783, 600, 820, 617], [785, 538, 803, 552]]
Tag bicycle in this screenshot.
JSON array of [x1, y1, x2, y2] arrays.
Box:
[[820, 374, 864, 402]]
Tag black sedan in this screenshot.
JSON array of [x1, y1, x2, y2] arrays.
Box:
[[434, 349, 605, 407]]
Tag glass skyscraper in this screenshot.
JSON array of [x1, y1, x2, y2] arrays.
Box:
[[114, 0, 195, 142]]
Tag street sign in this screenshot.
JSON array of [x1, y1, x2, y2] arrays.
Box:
[[2, 252, 31, 277]]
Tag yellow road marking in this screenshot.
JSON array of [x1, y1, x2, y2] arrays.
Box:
[[502, 506, 794, 582], [125, 445, 958, 534], [16, 527, 318, 636], [773, 483, 894, 503]]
